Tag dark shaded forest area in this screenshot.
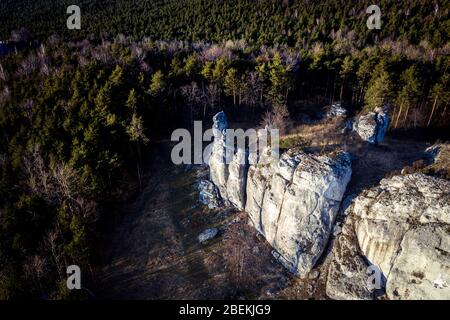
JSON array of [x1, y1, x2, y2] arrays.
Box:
[[0, 0, 449, 299]]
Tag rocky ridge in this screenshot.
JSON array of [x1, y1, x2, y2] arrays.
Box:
[[199, 112, 450, 299], [327, 173, 450, 300], [203, 112, 352, 276]]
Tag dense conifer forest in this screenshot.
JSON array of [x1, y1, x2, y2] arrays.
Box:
[[0, 0, 449, 299], [1, 0, 449, 47]]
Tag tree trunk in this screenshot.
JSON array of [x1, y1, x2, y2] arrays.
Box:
[[427, 96, 439, 127], [137, 142, 142, 192], [394, 101, 404, 128], [441, 102, 449, 125], [331, 73, 337, 103], [358, 75, 367, 105]]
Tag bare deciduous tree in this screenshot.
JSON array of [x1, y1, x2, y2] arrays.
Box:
[[259, 109, 291, 135]]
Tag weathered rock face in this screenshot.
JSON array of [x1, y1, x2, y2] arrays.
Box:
[[326, 217, 374, 300], [245, 148, 281, 234], [328, 173, 450, 300], [269, 151, 352, 275], [208, 111, 249, 208], [325, 102, 347, 118], [236, 147, 353, 276], [209, 112, 229, 199], [353, 108, 389, 144], [226, 148, 249, 210], [354, 173, 450, 299], [202, 112, 353, 276]]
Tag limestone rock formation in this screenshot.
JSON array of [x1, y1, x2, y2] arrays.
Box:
[[203, 112, 353, 276], [209, 111, 230, 199], [266, 151, 352, 275], [245, 149, 353, 276], [354, 173, 450, 299], [226, 148, 249, 210], [328, 173, 450, 300], [353, 108, 389, 144]]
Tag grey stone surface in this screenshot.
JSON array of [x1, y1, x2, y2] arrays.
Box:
[[198, 228, 218, 243], [226, 148, 249, 210], [353, 173, 450, 299], [198, 179, 223, 209], [353, 108, 389, 144], [205, 113, 353, 277], [328, 173, 450, 300], [326, 214, 374, 300], [271, 151, 352, 275]]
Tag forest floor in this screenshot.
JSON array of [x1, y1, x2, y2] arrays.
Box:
[[94, 118, 432, 300], [94, 142, 289, 299]]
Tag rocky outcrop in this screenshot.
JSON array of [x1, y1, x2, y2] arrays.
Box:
[[248, 149, 353, 276], [202, 112, 353, 276], [198, 179, 223, 209], [353, 107, 389, 144], [201, 112, 450, 299], [327, 173, 450, 300], [245, 150, 353, 275], [265, 150, 352, 275], [226, 148, 249, 210], [209, 112, 230, 199], [326, 218, 374, 300]]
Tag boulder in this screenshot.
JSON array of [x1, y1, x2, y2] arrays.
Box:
[[209, 130, 229, 198], [272, 151, 352, 275], [198, 179, 223, 209], [353, 108, 389, 144], [198, 228, 218, 243]]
